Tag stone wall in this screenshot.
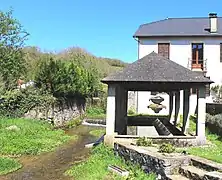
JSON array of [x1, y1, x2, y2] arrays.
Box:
[[24, 99, 85, 127], [114, 143, 190, 179]]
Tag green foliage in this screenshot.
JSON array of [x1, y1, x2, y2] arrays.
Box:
[[104, 58, 127, 67], [86, 106, 105, 115], [136, 137, 153, 147], [0, 9, 29, 90], [206, 113, 222, 136], [0, 157, 22, 175], [128, 108, 136, 115], [35, 57, 100, 98], [0, 118, 72, 155], [57, 47, 126, 77], [158, 143, 175, 153], [89, 129, 105, 137], [0, 87, 55, 117], [65, 144, 156, 180], [86, 106, 106, 119], [66, 118, 82, 128]]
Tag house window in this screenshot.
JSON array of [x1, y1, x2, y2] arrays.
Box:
[[192, 43, 204, 68], [220, 43, 222, 62], [158, 43, 170, 59]]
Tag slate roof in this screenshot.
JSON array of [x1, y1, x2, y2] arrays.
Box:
[[134, 17, 222, 37], [102, 52, 213, 84]]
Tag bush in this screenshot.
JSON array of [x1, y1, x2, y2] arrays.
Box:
[[158, 143, 175, 153], [206, 113, 222, 136], [0, 87, 55, 117], [136, 137, 153, 147], [35, 57, 100, 98]]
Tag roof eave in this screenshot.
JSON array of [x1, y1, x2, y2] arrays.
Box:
[[134, 34, 222, 38]]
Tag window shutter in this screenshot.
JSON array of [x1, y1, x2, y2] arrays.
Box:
[[158, 43, 170, 59]]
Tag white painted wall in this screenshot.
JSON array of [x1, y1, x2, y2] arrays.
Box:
[[137, 37, 221, 115], [139, 37, 222, 84]]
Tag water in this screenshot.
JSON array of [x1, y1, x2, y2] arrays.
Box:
[[1, 125, 102, 180]]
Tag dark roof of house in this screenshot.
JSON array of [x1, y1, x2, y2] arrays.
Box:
[[134, 17, 222, 37], [102, 52, 213, 84]]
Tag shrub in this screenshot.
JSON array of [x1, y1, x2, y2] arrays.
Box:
[[158, 143, 175, 153], [206, 113, 222, 136], [136, 137, 153, 147], [0, 87, 55, 117]]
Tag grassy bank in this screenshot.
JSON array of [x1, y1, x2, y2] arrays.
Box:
[[0, 157, 22, 175], [0, 118, 72, 155], [176, 116, 222, 163], [89, 129, 105, 137], [65, 144, 156, 180], [0, 118, 74, 175], [186, 133, 222, 163], [86, 107, 106, 119]]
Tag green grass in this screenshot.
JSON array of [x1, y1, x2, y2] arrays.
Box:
[[0, 157, 22, 175], [176, 116, 222, 163], [86, 114, 106, 119], [186, 133, 222, 163], [0, 118, 73, 155], [86, 107, 106, 119], [65, 144, 156, 180], [89, 129, 105, 137]]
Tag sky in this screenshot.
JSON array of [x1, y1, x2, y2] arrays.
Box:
[[1, 0, 222, 62]]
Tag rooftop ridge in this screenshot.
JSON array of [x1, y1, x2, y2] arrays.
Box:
[[140, 16, 222, 27]]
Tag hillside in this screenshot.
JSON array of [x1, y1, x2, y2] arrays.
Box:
[[23, 47, 127, 80]]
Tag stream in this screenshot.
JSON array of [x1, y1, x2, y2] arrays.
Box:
[[1, 125, 103, 180]]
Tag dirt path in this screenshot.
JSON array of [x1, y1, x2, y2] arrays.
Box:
[[1, 125, 101, 180]]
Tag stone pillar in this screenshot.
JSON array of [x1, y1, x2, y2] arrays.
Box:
[[182, 89, 190, 134], [105, 84, 116, 135], [196, 86, 206, 144], [174, 91, 180, 126], [169, 92, 175, 123]]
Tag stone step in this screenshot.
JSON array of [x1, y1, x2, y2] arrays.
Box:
[[191, 156, 222, 172], [166, 175, 189, 180], [179, 165, 207, 180]]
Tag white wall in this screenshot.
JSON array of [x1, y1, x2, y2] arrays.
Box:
[[137, 37, 222, 115], [139, 37, 222, 85]]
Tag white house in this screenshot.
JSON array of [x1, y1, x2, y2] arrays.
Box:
[[133, 13, 222, 116]]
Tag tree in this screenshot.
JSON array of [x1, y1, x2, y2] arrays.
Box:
[[0, 9, 29, 89]]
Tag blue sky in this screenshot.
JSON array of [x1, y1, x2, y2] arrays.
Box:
[[1, 0, 222, 62]]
